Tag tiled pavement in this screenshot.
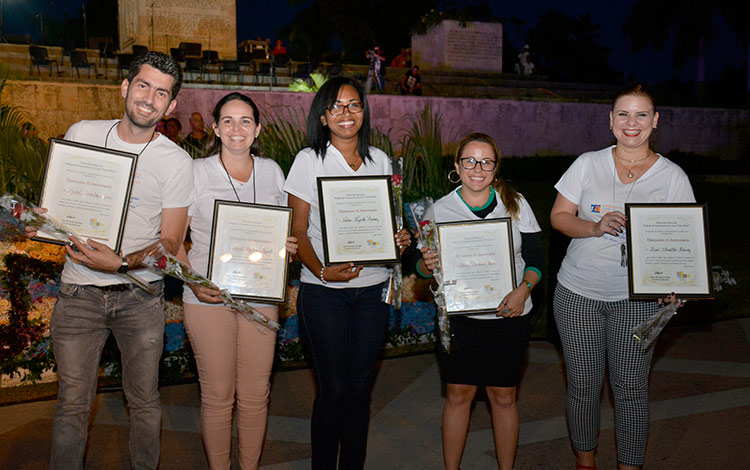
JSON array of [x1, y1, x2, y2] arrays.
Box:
[[1, 318, 749, 469]]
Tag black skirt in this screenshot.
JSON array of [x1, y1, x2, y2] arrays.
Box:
[[438, 315, 530, 387]]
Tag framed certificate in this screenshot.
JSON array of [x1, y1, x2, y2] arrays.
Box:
[[207, 200, 293, 303], [437, 218, 516, 315], [35, 138, 138, 252], [317, 176, 399, 265], [626, 203, 713, 299]]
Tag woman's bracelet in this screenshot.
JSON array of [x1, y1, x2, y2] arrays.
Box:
[[319, 266, 327, 285], [523, 280, 533, 293]]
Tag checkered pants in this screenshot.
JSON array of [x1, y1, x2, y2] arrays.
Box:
[[553, 284, 660, 467]]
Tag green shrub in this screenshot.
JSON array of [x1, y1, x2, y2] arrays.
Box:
[[0, 72, 47, 201]]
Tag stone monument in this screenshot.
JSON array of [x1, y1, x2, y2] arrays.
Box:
[[118, 0, 236, 59], [411, 20, 502, 73]]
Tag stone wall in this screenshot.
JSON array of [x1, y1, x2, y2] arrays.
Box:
[[2, 81, 123, 140], [411, 20, 503, 73], [4, 81, 749, 159], [118, 0, 236, 59]]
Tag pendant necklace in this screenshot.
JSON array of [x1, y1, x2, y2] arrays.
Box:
[[104, 120, 156, 157], [613, 146, 650, 178], [346, 152, 361, 170], [219, 154, 256, 203], [612, 151, 646, 267]]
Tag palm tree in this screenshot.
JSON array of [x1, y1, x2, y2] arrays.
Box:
[[623, 0, 749, 98], [0, 71, 47, 201]]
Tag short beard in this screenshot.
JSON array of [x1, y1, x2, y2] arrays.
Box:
[[124, 103, 164, 130]]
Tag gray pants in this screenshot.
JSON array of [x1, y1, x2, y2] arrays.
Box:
[[50, 281, 165, 470]]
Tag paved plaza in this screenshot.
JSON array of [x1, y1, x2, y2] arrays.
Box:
[[1, 318, 749, 469]]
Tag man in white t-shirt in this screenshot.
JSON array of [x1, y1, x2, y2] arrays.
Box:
[[37, 52, 194, 470]]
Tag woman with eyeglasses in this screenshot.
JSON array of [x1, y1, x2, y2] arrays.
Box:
[[284, 76, 410, 469], [417, 133, 544, 470]]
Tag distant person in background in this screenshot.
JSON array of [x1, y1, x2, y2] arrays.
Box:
[[365, 46, 386, 94], [182, 112, 209, 158], [515, 44, 531, 74], [390, 48, 409, 68], [156, 118, 168, 135], [272, 39, 287, 56], [166, 117, 182, 144], [521, 55, 536, 76], [400, 65, 422, 95]]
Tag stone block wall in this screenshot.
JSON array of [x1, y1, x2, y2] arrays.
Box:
[[3, 81, 749, 159], [2, 81, 123, 140], [118, 0, 236, 59], [412, 20, 503, 73]]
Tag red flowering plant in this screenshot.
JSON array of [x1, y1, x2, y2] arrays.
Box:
[[142, 244, 280, 332]]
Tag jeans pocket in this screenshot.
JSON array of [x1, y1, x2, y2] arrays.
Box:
[[57, 282, 80, 298], [129, 280, 164, 303]]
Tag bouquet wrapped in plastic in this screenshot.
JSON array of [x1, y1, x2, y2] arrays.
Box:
[[142, 244, 281, 332], [383, 167, 404, 309], [408, 197, 452, 352], [0, 193, 154, 292], [631, 300, 681, 350], [632, 266, 737, 350]]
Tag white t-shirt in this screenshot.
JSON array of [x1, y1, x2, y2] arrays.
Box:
[[183, 154, 287, 307], [284, 144, 392, 288], [61, 119, 194, 286], [554, 146, 695, 301], [428, 187, 542, 319]]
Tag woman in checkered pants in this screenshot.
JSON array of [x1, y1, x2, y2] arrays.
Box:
[[550, 83, 694, 470]]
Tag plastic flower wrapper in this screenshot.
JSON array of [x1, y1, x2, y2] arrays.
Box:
[[633, 266, 737, 350], [383, 164, 404, 309], [0, 194, 76, 243], [632, 300, 681, 350], [0, 193, 154, 293], [408, 198, 451, 352], [142, 243, 280, 333]]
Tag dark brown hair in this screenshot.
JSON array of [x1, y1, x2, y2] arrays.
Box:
[[203, 92, 262, 158], [454, 133, 521, 219]]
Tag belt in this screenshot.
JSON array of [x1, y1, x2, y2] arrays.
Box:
[[88, 280, 161, 292]]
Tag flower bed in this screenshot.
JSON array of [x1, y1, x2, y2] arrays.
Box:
[[0, 214, 438, 393]]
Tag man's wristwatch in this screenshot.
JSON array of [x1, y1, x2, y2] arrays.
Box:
[[117, 256, 129, 274]]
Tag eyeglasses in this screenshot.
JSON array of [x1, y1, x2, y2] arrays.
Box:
[[327, 101, 364, 116], [459, 157, 496, 171]]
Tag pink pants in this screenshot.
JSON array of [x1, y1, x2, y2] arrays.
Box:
[[183, 303, 277, 470]]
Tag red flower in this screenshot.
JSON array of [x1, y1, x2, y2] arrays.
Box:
[[156, 256, 167, 269], [419, 220, 430, 227], [391, 174, 402, 186], [11, 203, 24, 220]]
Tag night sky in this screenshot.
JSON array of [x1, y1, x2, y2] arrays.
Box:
[[3, 0, 745, 84]]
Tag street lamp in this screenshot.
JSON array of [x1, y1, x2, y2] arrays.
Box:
[[36, 12, 43, 45]]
